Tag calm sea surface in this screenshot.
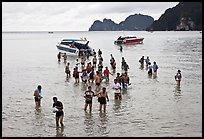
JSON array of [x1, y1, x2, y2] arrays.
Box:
[[2, 31, 202, 137]]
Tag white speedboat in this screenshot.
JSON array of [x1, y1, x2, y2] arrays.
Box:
[[56, 38, 94, 55]]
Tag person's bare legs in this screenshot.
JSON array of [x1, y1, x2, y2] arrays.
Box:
[[84, 103, 88, 111], [89, 104, 92, 112], [99, 104, 102, 112], [103, 104, 106, 113], [59, 116, 64, 127], [56, 117, 60, 127]]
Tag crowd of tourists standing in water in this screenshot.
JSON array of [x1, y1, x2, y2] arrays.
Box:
[[33, 48, 182, 127]]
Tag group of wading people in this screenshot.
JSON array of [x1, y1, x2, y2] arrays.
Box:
[[61, 49, 130, 113], [34, 49, 130, 127], [138, 55, 182, 86], [33, 50, 181, 127]]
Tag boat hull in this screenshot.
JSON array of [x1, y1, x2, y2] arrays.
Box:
[[124, 38, 144, 44], [114, 36, 144, 45], [56, 39, 94, 55], [56, 44, 79, 54]]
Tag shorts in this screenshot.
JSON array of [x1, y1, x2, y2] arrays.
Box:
[[82, 79, 87, 83], [93, 62, 96, 65], [56, 111, 64, 117], [98, 97, 101, 103], [65, 70, 70, 74], [103, 74, 107, 79], [122, 82, 128, 88], [86, 100, 92, 104], [148, 69, 152, 75], [90, 75, 94, 79], [99, 97, 106, 104], [96, 83, 100, 86], [34, 97, 41, 102], [75, 75, 79, 79], [115, 93, 122, 100]]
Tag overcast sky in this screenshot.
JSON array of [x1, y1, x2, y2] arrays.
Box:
[[2, 2, 179, 31]]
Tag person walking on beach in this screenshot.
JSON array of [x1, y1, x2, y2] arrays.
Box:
[[52, 97, 64, 127], [96, 87, 109, 113], [175, 70, 182, 86], [84, 86, 95, 112], [33, 85, 42, 109], [152, 61, 159, 76]]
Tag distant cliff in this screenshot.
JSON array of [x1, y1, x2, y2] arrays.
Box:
[[89, 14, 154, 31], [147, 2, 202, 31]]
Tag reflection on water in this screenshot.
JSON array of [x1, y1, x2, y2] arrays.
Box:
[[98, 112, 109, 137], [152, 73, 158, 79], [84, 112, 94, 136], [113, 99, 122, 113], [121, 88, 128, 94], [175, 85, 181, 93], [34, 108, 42, 120], [56, 126, 65, 137], [139, 64, 144, 70], [173, 85, 182, 102]]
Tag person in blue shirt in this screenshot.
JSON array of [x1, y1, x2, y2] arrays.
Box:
[[152, 61, 159, 76]]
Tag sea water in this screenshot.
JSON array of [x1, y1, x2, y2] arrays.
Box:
[[2, 31, 202, 137]]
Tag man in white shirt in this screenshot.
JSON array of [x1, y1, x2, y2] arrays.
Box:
[[75, 58, 80, 68], [112, 79, 122, 100]]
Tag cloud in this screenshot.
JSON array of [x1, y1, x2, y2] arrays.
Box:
[[2, 2, 179, 31]]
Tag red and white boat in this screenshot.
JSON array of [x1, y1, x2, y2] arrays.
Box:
[[114, 36, 144, 45]]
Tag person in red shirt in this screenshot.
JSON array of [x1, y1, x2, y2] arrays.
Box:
[[103, 67, 112, 82], [86, 62, 92, 74], [73, 67, 81, 84]]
